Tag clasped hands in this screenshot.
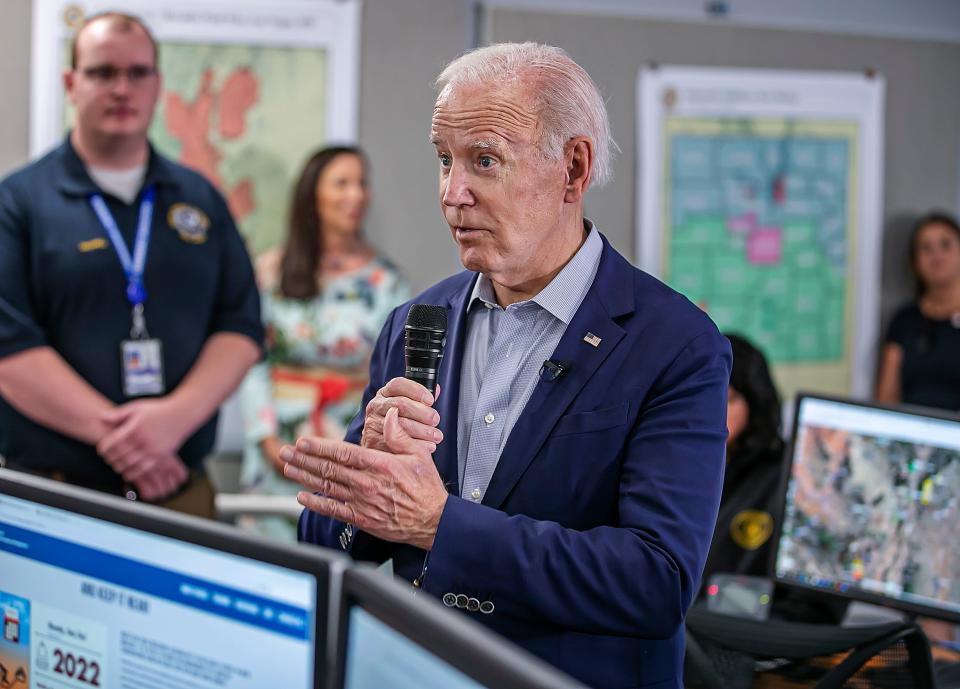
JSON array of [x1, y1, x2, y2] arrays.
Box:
[[96, 398, 191, 502], [282, 377, 448, 551]]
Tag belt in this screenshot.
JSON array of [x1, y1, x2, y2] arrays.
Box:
[[0, 459, 200, 503]]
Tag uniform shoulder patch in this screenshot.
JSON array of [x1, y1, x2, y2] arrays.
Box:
[[730, 509, 773, 551]]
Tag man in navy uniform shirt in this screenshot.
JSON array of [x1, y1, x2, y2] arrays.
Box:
[[0, 12, 262, 516]]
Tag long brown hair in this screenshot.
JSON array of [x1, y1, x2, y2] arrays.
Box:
[[279, 146, 367, 299]]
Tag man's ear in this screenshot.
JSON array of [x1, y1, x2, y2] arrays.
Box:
[[63, 69, 76, 105], [563, 137, 593, 203]]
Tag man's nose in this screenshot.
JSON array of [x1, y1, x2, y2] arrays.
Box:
[[110, 78, 132, 96], [109, 72, 137, 95], [442, 164, 474, 208]]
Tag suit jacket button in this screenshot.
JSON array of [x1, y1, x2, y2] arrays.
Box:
[[479, 601, 495, 614], [442, 593, 457, 607], [455, 594, 469, 609], [466, 597, 480, 612]]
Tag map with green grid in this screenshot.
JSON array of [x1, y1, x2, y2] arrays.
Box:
[[664, 118, 858, 391]]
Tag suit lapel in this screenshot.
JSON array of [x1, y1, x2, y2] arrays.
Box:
[[482, 239, 635, 510], [432, 274, 477, 493]]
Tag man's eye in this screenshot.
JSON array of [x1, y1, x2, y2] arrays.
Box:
[[89, 66, 115, 81], [128, 65, 155, 81], [478, 156, 495, 168], [438, 154, 451, 167]]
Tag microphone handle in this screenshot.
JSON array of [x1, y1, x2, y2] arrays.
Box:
[[405, 368, 438, 393], [404, 326, 445, 393]]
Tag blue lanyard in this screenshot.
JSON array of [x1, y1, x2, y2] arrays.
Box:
[[89, 186, 155, 306]]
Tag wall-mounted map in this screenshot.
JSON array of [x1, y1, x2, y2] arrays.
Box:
[[639, 67, 885, 398]]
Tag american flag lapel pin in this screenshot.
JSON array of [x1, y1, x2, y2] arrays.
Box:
[[583, 332, 602, 347]]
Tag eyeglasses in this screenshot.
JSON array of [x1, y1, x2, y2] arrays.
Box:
[[80, 64, 157, 85]]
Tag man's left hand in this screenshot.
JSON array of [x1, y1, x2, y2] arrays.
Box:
[[131, 454, 190, 502], [282, 407, 448, 551], [97, 399, 191, 472]]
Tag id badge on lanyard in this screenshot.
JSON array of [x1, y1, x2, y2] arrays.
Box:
[[89, 187, 165, 397]]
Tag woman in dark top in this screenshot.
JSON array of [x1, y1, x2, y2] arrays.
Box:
[[878, 213, 960, 645], [701, 334, 784, 588], [877, 212, 960, 412], [701, 334, 845, 623]]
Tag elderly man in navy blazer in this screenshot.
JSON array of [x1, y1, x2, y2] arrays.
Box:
[[284, 42, 730, 689]]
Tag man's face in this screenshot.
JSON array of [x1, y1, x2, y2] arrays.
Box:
[[65, 21, 160, 143], [431, 81, 570, 292]]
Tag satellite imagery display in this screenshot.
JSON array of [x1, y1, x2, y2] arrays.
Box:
[[777, 406, 960, 616]]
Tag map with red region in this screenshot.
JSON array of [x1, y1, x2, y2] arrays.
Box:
[[165, 67, 258, 225], [146, 43, 328, 254]]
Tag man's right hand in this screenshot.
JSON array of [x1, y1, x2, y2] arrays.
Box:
[[130, 455, 189, 503], [360, 377, 442, 454]]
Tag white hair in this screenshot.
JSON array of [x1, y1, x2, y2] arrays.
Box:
[[435, 42, 616, 188]]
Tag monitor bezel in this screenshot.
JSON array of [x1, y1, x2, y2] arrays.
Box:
[[770, 392, 960, 623], [334, 566, 587, 689], [0, 468, 345, 689]]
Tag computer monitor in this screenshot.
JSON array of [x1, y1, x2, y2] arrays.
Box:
[[335, 566, 587, 689], [773, 394, 960, 622], [0, 469, 343, 689]]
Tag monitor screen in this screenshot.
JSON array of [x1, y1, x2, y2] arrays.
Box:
[[343, 606, 489, 689], [774, 395, 960, 622], [336, 568, 586, 689], [0, 470, 335, 689]]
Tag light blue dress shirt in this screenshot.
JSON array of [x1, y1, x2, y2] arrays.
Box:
[[457, 222, 603, 501]]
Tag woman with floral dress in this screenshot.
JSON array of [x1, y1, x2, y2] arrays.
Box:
[[239, 147, 408, 539]]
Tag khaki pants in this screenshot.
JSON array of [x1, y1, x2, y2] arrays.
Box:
[[154, 472, 216, 519], [3, 463, 216, 520]]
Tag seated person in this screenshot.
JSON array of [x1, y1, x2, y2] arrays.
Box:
[[700, 333, 784, 588], [700, 334, 844, 624]]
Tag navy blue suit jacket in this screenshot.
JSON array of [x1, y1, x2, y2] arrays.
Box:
[[300, 234, 730, 689]]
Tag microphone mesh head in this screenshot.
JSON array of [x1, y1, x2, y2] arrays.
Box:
[[406, 304, 447, 332]]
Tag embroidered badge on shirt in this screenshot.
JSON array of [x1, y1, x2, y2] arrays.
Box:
[[168, 203, 210, 244], [730, 509, 773, 551]]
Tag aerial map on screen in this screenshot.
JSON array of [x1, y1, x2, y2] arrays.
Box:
[[776, 397, 960, 617]]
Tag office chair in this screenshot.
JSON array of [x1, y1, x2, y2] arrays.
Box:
[[684, 604, 936, 689]]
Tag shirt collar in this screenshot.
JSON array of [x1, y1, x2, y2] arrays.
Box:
[[468, 220, 603, 325], [56, 132, 179, 199]]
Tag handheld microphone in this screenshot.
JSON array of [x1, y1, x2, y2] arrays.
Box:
[[404, 304, 447, 392], [539, 359, 568, 382]]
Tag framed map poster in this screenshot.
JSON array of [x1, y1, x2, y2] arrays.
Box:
[[31, 0, 361, 254], [638, 66, 885, 398]]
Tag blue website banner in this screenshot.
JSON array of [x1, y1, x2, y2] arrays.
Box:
[[0, 521, 312, 641]]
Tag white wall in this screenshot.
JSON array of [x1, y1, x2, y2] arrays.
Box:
[[485, 6, 960, 334]]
